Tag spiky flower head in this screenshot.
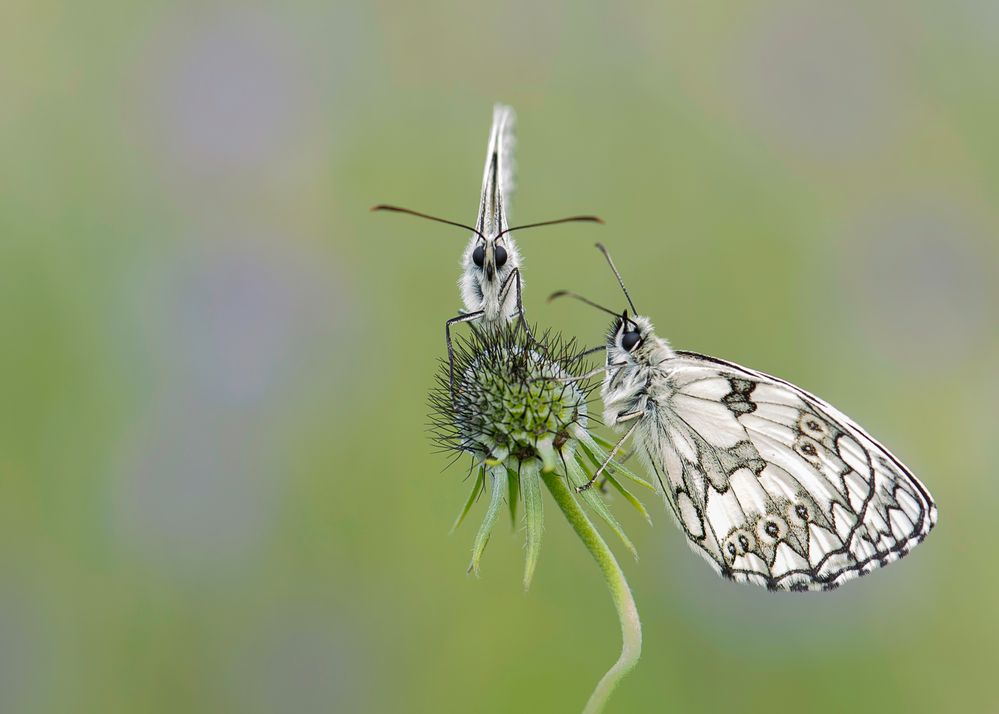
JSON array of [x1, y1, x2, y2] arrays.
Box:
[[432, 325, 591, 468], [430, 324, 652, 588]]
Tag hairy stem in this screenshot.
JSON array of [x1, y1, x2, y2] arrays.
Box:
[[541, 471, 642, 714]]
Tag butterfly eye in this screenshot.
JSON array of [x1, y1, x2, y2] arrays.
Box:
[[494, 244, 507, 267], [472, 244, 485, 268], [621, 330, 641, 351]]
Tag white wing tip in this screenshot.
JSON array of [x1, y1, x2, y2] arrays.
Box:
[[492, 103, 516, 121]]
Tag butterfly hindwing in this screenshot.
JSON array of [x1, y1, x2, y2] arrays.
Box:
[[645, 351, 936, 591]]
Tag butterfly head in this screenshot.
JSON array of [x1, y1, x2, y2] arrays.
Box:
[[607, 311, 659, 365], [459, 225, 522, 320], [464, 230, 520, 288], [371, 205, 600, 318]]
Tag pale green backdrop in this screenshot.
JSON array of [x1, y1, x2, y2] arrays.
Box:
[[1, 1, 996, 712]]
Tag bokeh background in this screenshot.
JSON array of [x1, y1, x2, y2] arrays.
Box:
[[2, 1, 997, 712]]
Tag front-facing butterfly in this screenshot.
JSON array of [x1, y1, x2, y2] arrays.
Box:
[[374, 105, 602, 399], [552, 244, 937, 591]]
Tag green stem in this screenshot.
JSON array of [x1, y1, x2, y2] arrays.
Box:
[[541, 472, 642, 714]]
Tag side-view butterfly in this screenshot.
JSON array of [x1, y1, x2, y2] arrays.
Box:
[[373, 104, 602, 398], [551, 244, 937, 591]]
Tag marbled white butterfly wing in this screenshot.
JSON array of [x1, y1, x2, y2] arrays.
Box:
[[473, 104, 516, 242], [642, 351, 937, 591]]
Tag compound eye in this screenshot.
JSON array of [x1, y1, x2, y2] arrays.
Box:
[[472, 244, 485, 268], [621, 330, 641, 351], [494, 245, 508, 267]]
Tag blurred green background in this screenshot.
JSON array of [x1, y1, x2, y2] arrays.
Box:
[[1, 1, 997, 712]]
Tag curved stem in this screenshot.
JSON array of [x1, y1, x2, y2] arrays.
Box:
[[541, 471, 642, 714]]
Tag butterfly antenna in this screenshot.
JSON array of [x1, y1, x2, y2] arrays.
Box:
[[595, 242, 637, 314], [547, 290, 620, 318], [371, 204, 486, 241], [497, 215, 603, 240]]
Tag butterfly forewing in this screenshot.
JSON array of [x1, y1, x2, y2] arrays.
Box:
[[646, 351, 936, 591], [473, 104, 516, 240]]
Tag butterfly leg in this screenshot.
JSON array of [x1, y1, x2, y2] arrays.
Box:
[[576, 345, 607, 360], [498, 267, 536, 345], [446, 310, 484, 405], [530, 365, 606, 387], [535, 358, 625, 387], [617, 445, 637, 465], [613, 400, 647, 425], [576, 421, 640, 493]]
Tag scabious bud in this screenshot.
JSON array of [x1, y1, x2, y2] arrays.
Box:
[[430, 324, 651, 588], [434, 325, 589, 468]]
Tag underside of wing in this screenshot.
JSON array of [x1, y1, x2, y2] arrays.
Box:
[[475, 104, 516, 237], [645, 351, 937, 592]]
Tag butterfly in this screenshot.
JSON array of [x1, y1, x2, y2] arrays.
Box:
[[373, 104, 601, 399], [551, 244, 937, 591]]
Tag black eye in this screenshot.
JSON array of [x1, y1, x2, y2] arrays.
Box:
[[472, 245, 485, 267], [621, 331, 641, 351], [494, 245, 507, 267]]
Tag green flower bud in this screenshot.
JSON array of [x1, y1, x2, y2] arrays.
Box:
[[429, 324, 653, 588]]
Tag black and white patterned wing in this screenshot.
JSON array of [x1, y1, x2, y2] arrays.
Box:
[[641, 351, 937, 592]]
